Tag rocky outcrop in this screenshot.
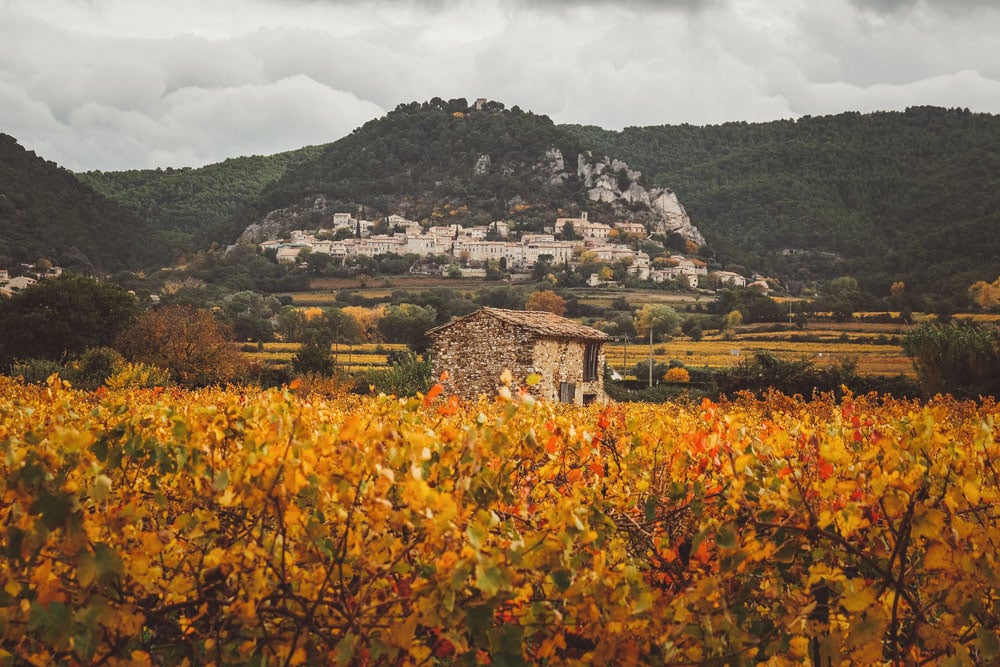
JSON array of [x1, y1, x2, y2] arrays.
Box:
[[474, 154, 491, 175], [576, 153, 705, 246], [237, 147, 704, 248], [238, 196, 334, 244], [542, 148, 567, 185]]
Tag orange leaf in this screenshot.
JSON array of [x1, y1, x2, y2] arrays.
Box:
[[694, 539, 712, 564], [424, 382, 444, 406], [437, 395, 460, 416], [566, 468, 583, 483]]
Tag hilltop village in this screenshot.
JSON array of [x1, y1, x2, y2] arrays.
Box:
[[258, 211, 762, 291]]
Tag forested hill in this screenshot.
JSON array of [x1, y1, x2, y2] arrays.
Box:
[[78, 146, 323, 257], [233, 98, 596, 240], [564, 106, 1000, 302], [0, 134, 161, 271]]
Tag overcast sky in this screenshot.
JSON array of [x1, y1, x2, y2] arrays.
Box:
[[2, 0, 998, 171]]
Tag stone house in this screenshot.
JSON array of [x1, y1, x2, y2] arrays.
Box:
[[428, 307, 611, 405]]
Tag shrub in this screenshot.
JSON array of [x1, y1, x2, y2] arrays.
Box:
[[903, 322, 1000, 398], [105, 362, 173, 390], [357, 353, 432, 396], [10, 358, 63, 385], [292, 371, 352, 399], [65, 347, 125, 390], [664, 367, 691, 383]]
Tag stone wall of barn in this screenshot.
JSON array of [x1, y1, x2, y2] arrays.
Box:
[[530, 339, 607, 405], [429, 315, 533, 401], [429, 312, 607, 404]]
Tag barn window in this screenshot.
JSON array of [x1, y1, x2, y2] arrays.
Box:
[[559, 382, 576, 403], [583, 342, 600, 381]]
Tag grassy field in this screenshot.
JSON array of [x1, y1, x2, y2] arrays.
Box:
[[605, 338, 913, 377], [248, 342, 409, 370], [273, 278, 1000, 380]]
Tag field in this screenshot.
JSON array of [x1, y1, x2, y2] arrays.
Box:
[[605, 336, 913, 377], [4, 378, 1000, 664], [248, 342, 409, 373], [250, 334, 914, 379], [279, 279, 1000, 380]]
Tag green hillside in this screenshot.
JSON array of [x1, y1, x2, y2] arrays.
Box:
[[565, 106, 1000, 304], [13, 101, 1000, 307], [0, 134, 161, 271], [78, 146, 323, 257], [237, 98, 593, 236]]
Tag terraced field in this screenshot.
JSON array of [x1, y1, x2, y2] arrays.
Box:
[[248, 342, 409, 372], [604, 337, 913, 377]]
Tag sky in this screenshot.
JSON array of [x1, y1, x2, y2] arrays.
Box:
[[1, 0, 998, 172]]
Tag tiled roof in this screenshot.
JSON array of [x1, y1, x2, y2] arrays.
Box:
[[428, 307, 610, 341]]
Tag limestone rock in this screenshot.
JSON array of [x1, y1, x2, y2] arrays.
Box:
[[238, 196, 333, 244], [575, 152, 705, 247], [622, 182, 650, 206], [543, 148, 567, 184], [474, 154, 491, 175], [649, 190, 705, 246]]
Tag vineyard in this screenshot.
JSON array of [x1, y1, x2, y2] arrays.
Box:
[[3, 377, 1000, 665]]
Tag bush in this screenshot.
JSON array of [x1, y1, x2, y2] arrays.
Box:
[[664, 367, 691, 383], [65, 347, 125, 390], [10, 358, 63, 385], [105, 362, 173, 390], [357, 353, 432, 396], [291, 371, 352, 399], [716, 352, 863, 398], [903, 322, 1000, 398]]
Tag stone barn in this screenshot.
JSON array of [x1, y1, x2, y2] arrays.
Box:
[[427, 307, 610, 405]]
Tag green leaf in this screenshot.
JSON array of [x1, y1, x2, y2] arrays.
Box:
[[549, 569, 572, 592], [465, 604, 494, 647], [213, 468, 230, 491], [27, 601, 72, 646], [633, 590, 653, 615], [490, 624, 527, 666], [475, 563, 509, 597], [467, 521, 488, 550], [716, 524, 738, 550], [976, 629, 1000, 660], [334, 632, 358, 666], [644, 497, 657, 522], [30, 492, 73, 530]]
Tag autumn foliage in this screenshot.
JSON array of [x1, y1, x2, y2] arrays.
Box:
[[3, 377, 1000, 665], [116, 305, 252, 386]]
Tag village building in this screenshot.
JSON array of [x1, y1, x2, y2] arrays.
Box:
[[428, 307, 611, 405], [0, 275, 37, 296], [275, 244, 307, 264], [554, 211, 601, 237], [614, 221, 648, 238], [259, 214, 700, 283], [711, 271, 748, 288]]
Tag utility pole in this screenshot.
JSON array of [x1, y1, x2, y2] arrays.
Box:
[[649, 326, 654, 388], [622, 334, 629, 378]]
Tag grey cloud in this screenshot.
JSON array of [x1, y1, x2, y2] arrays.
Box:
[[848, 0, 999, 15], [3, 0, 1000, 170]]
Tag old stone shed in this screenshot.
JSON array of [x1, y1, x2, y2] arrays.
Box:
[[427, 307, 610, 405]]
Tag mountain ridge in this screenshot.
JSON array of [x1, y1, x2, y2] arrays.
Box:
[[6, 102, 1000, 309], [0, 134, 162, 271]]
